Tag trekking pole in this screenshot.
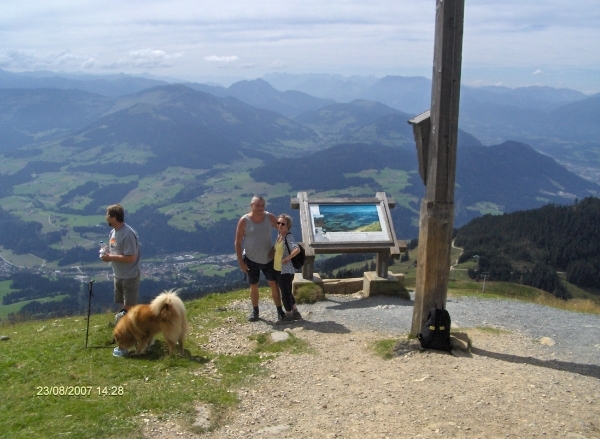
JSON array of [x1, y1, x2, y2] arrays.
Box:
[[85, 280, 94, 348]]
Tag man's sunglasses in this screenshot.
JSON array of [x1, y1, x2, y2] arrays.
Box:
[[277, 222, 287, 226]]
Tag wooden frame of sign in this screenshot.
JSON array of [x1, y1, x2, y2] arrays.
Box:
[[290, 192, 406, 279]]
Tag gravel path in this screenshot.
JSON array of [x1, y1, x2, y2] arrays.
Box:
[[301, 292, 600, 367]]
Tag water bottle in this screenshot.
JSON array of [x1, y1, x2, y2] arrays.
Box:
[[99, 240, 108, 258]]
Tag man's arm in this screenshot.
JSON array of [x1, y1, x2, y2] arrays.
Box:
[[102, 254, 137, 263], [235, 216, 247, 272], [268, 213, 278, 228], [101, 230, 138, 263]]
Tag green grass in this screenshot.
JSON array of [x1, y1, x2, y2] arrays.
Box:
[[294, 283, 325, 304], [370, 338, 400, 360], [0, 287, 304, 438]]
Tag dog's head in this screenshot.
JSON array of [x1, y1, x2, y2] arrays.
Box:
[[113, 318, 136, 350]]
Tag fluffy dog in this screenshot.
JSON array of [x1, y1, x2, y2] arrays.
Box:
[[113, 290, 188, 356]]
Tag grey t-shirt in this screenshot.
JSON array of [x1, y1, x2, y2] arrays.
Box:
[[242, 212, 273, 265], [108, 223, 140, 279]]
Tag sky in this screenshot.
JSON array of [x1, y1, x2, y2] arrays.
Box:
[[1, 0, 599, 94]]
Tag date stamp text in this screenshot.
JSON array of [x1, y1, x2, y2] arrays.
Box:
[[36, 386, 125, 396]]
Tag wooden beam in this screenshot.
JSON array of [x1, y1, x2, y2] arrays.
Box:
[[408, 110, 431, 186], [292, 197, 395, 207], [411, 0, 465, 336]]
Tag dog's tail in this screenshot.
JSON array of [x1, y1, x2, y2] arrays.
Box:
[[150, 289, 188, 332]]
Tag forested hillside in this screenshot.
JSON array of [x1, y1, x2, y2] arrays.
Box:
[[0, 83, 597, 271], [0, 78, 598, 285], [455, 197, 600, 298]]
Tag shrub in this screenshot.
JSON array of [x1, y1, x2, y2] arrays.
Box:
[[294, 283, 325, 304]]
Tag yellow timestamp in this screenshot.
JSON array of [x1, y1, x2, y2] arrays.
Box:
[[36, 386, 125, 396]]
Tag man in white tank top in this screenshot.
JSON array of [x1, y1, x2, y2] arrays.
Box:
[[235, 195, 285, 321]]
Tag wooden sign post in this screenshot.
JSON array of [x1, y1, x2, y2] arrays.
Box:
[[291, 192, 407, 296], [409, 0, 465, 336]]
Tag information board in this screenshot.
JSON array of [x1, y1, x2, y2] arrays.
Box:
[[309, 203, 391, 243]]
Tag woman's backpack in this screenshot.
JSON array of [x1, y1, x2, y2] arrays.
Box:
[[285, 234, 305, 270]]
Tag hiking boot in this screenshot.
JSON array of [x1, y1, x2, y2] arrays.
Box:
[[114, 310, 127, 324], [248, 311, 259, 322], [292, 309, 303, 320], [276, 314, 295, 325]]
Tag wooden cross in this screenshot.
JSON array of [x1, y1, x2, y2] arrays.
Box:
[[409, 0, 465, 335]]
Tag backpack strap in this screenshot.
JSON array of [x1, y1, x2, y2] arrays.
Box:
[[284, 233, 292, 257]]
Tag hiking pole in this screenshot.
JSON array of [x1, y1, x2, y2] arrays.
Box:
[[85, 280, 94, 348]]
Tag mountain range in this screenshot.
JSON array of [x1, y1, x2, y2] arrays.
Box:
[[2, 69, 598, 173], [0, 69, 598, 268]]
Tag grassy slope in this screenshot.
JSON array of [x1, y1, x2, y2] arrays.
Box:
[[1, 273, 599, 438], [0, 288, 287, 438]]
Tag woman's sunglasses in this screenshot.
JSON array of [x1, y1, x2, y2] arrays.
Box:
[[277, 222, 287, 226]]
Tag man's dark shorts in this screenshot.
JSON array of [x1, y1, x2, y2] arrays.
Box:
[[244, 256, 276, 285]]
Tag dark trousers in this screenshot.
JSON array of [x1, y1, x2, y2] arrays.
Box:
[[276, 272, 296, 312]]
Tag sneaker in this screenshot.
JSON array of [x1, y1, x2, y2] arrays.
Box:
[[292, 310, 303, 320], [276, 314, 295, 325], [113, 347, 129, 357], [115, 310, 127, 324], [248, 311, 259, 322]]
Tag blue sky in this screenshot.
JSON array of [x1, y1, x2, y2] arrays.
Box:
[[1, 0, 598, 93]]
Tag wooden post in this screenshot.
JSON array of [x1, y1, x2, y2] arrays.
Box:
[[295, 192, 315, 279], [410, 0, 465, 336], [376, 251, 389, 278]]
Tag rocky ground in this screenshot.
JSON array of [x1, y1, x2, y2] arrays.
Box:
[[141, 295, 600, 439]]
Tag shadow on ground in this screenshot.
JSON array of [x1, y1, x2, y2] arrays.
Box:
[[471, 347, 600, 379], [263, 317, 351, 334], [323, 295, 413, 311]]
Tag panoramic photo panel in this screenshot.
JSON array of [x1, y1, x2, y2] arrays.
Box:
[[309, 203, 391, 243]]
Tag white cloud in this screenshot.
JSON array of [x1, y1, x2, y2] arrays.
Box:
[[0, 49, 91, 70], [129, 49, 183, 67], [532, 69, 542, 75], [204, 56, 239, 63], [0, 0, 598, 91], [102, 50, 183, 70]]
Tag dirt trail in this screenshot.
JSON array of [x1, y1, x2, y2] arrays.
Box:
[[142, 316, 600, 439]]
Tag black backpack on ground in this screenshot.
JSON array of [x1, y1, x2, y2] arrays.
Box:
[[284, 234, 305, 270], [417, 306, 452, 352]]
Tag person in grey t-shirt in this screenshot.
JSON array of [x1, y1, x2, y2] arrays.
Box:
[[101, 204, 141, 327], [235, 195, 285, 322]]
